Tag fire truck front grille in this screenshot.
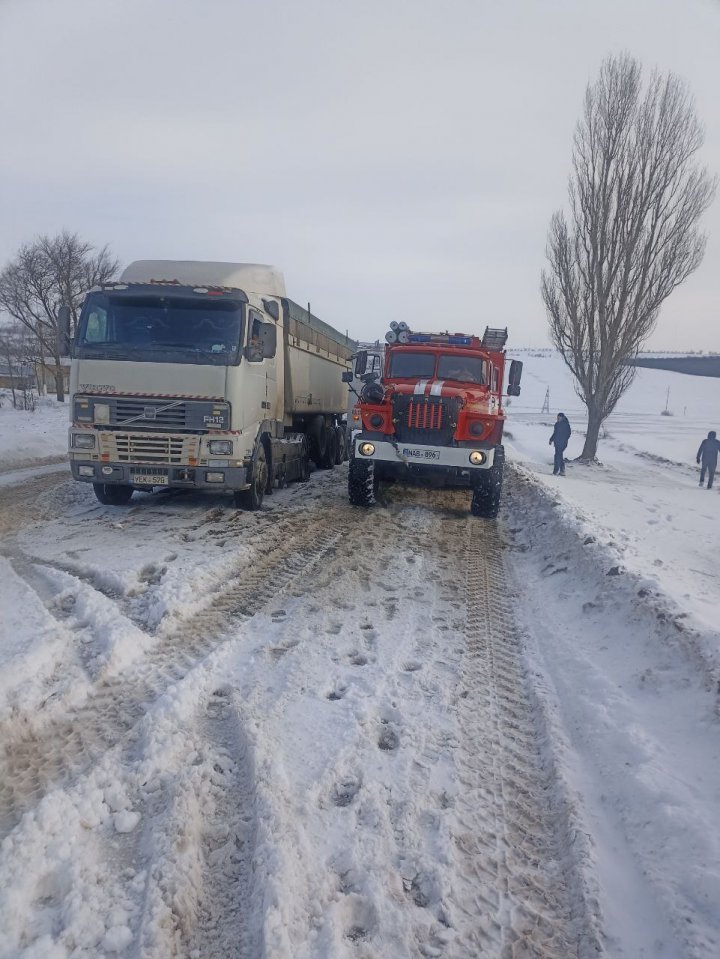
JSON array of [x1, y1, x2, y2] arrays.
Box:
[[112, 434, 186, 464], [392, 395, 459, 445]]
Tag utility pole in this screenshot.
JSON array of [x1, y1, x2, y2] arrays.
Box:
[[541, 387, 550, 414]]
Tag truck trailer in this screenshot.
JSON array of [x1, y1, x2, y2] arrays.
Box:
[[346, 323, 522, 517], [67, 261, 355, 509]]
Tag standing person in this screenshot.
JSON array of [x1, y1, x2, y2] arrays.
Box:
[[696, 430, 720, 489], [549, 412, 571, 476]]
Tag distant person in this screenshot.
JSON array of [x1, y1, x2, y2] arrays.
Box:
[[696, 430, 720, 489], [549, 412, 571, 476]]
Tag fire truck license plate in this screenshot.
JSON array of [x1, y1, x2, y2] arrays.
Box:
[[130, 473, 168, 485], [401, 446, 441, 461]]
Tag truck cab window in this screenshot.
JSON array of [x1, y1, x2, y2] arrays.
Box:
[[247, 313, 264, 362], [84, 307, 108, 342], [388, 352, 435, 378], [437, 355, 487, 384]]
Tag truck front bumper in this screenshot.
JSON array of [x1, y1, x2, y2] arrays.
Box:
[[352, 438, 496, 471], [70, 460, 250, 491]]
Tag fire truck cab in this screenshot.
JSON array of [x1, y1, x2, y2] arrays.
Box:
[[345, 325, 522, 517]]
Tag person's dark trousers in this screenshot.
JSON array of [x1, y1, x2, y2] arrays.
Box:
[[553, 445, 566, 475], [700, 464, 716, 488]]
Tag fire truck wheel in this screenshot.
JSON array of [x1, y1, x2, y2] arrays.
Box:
[[334, 426, 347, 464], [348, 457, 376, 507], [93, 483, 134, 506], [470, 447, 504, 518], [319, 424, 337, 470], [235, 442, 268, 510]]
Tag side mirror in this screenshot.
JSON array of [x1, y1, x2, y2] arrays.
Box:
[[354, 350, 368, 376], [57, 304, 72, 356], [507, 359, 523, 396], [262, 298, 280, 321], [341, 370, 353, 383]]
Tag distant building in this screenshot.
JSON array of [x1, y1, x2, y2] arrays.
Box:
[[0, 361, 34, 390], [35, 357, 71, 394]]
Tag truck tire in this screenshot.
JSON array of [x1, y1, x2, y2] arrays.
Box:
[[235, 441, 268, 510], [93, 483, 134, 506], [470, 446, 504, 519], [348, 457, 376, 507], [298, 436, 311, 482], [334, 425, 347, 464], [319, 424, 337, 470]]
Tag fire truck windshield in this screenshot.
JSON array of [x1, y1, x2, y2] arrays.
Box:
[[438, 355, 487, 384], [388, 352, 435, 378]]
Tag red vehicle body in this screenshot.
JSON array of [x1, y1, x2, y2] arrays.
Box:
[[346, 326, 522, 517]]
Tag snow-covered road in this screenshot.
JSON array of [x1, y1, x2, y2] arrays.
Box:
[[2, 356, 720, 958], [0, 466, 603, 958]]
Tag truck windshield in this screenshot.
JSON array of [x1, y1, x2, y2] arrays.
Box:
[[388, 352, 436, 378], [75, 292, 245, 366], [437, 355, 487, 385]]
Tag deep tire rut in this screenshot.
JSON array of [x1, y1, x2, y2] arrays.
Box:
[[0, 506, 352, 839], [450, 523, 600, 957]]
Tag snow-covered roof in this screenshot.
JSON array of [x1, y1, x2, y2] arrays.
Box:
[[119, 261, 287, 297]]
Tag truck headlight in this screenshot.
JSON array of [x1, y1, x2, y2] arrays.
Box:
[[93, 403, 111, 424], [208, 440, 233, 455], [73, 433, 96, 450], [469, 450, 486, 465], [359, 442, 375, 456]]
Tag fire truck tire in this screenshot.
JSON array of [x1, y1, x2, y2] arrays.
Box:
[[235, 441, 268, 510], [93, 483, 134, 506], [348, 457, 376, 507], [319, 424, 337, 470], [470, 447, 504, 519], [334, 426, 347, 464]]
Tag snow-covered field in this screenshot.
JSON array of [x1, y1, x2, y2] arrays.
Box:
[[0, 392, 69, 470], [0, 356, 719, 958]]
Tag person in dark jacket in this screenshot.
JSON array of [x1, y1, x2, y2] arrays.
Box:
[[549, 412, 571, 476], [696, 430, 720, 489]]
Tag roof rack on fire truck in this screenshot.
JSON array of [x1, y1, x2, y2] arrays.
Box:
[[481, 327, 508, 351]]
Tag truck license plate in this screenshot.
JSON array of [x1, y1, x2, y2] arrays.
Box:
[[131, 473, 168, 485], [401, 446, 441, 461]]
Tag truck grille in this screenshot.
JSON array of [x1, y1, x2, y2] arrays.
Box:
[[74, 395, 230, 431], [104, 433, 198, 464], [392, 395, 459, 445]]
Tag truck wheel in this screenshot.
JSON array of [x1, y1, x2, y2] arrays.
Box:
[[235, 442, 268, 510], [348, 457, 376, 507], [93, 483, 134, 506], [334, 426, 347, 465], [470, 447, 504, 519], [298, 436, 311, 482], [319, 424, 337, 470]]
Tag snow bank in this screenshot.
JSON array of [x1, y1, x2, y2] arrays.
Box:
[[0, 394, 68, 470]]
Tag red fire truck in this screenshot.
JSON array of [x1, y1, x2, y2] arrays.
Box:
[[344, 325, 522, 517]]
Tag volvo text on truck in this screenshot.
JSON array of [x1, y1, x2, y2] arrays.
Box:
[[344, 323, 522, 517], [67, 261, 354, 509]]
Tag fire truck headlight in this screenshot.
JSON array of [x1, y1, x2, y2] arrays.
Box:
[[469, 450, 486, 465], [369, 414, 384, 428], [359, 442, 376, 457], [73, 433, 96, 450], [208, 440, 233, 455], [469, 421, 485, 436], [93, 403, 111, 425]]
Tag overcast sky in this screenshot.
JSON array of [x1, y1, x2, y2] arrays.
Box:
[[1, 0, 718, 348]]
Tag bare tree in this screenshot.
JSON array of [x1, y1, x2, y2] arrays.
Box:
[[542, 54, 716, 460], [0, 231, 119, 401]]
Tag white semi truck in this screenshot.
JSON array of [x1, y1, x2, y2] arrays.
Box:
[[67, 261, 354, 509]]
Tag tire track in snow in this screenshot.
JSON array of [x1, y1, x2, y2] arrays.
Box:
[[449, 523, 601, 957], [0, 505, 353, 839]]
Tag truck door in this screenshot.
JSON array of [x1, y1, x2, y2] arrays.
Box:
[[243, 308, 278, 427]]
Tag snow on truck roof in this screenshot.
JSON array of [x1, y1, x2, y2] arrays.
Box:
[[119, 261, 287, 297]]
